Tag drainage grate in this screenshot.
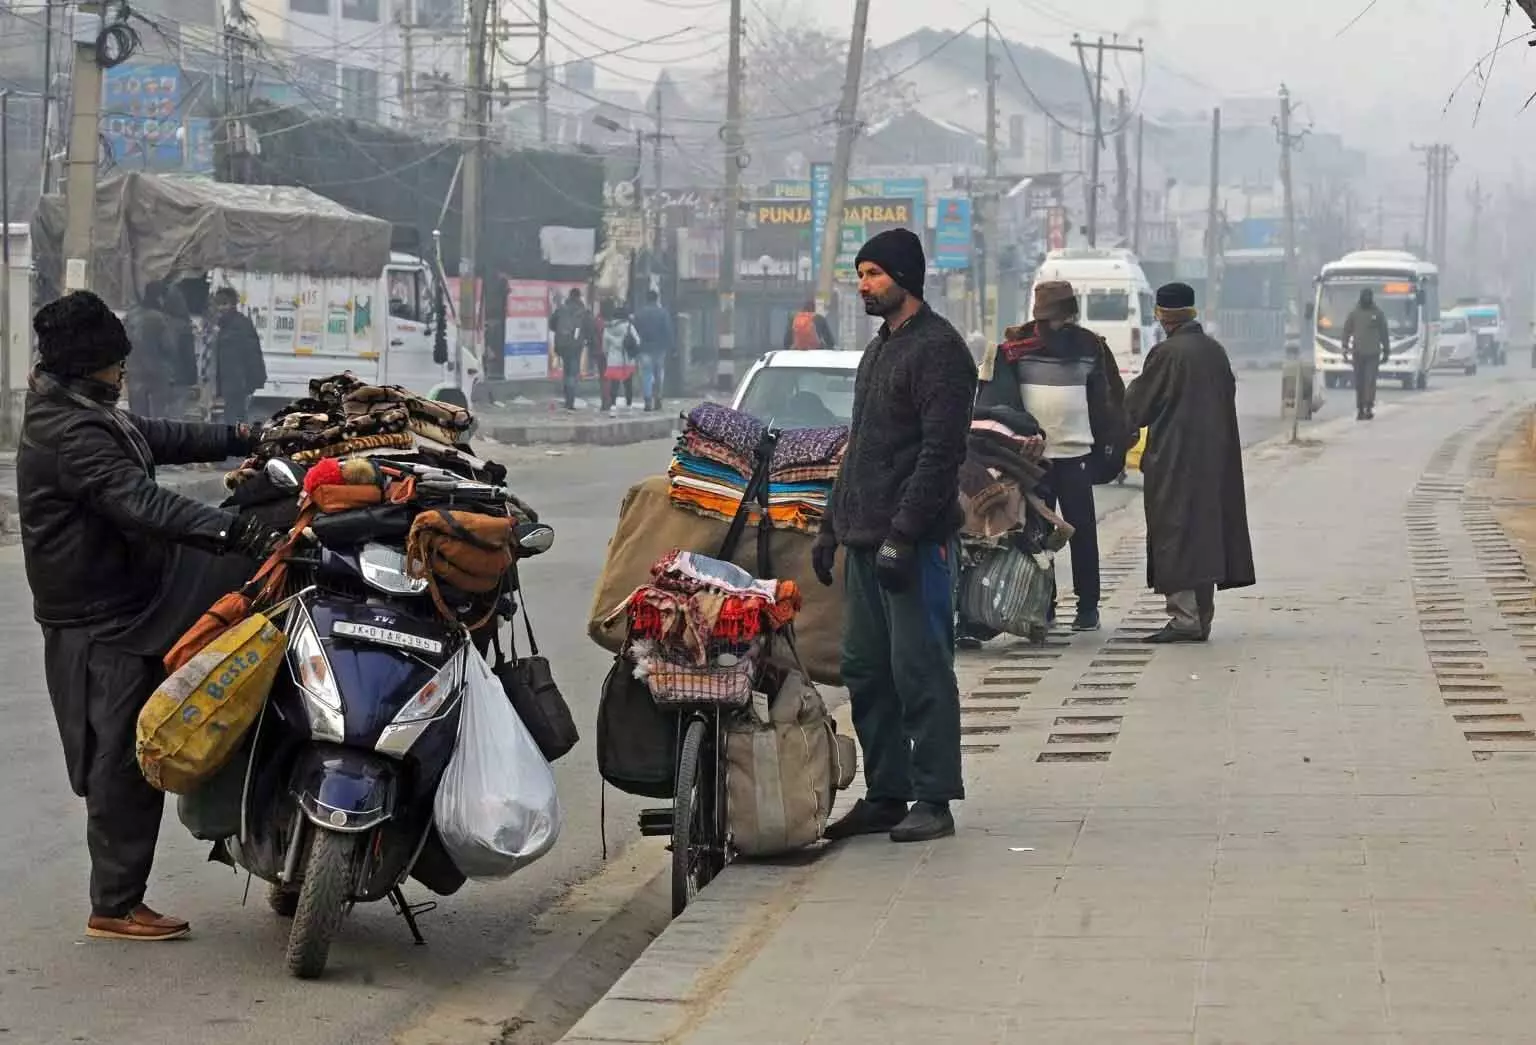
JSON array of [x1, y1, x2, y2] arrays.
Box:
[[1036, 750, 1111, 763]]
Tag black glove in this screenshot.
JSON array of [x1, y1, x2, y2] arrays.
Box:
[[875, 537, 915, 593], [228, 422, 264, 456], [226, 515, 288, 558], [812, 537, 838, 587]]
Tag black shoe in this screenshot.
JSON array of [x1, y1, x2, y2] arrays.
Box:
[[890, 801, 956, 843], [956, 634, 983, 651], [1071, 607, 1100, 632], [1143, 625, 1206, 644], [825, 798, 909, 841], [1365, 408, 1375, 420], [1356, 410, 1366, 421]]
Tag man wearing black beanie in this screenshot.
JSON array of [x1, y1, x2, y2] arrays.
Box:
[[19, 290, 282, 941], [813, 227, 977, 843]]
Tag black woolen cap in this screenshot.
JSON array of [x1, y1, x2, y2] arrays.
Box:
[[1155, 282, 1196, 309], [854, 228, 926, 299], [33, 291, 134, 379]]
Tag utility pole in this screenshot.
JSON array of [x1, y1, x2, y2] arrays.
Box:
[[457, 0, 491, 394], [1469, 177, 1487, 291], [63, 2, 107, 292], [717, 0, 743, 388], [1071, 34, 1143, 247], [1114, 87, 1129, 241], [536, 0, 548, 143], [1413, 144, 1436, 259], [39, 2, 55, 192], [2, 89, 12, 441], [813, 0, 870, 325], [1133, 112, 1144, 253], [1437, 146, 1458, 275], [399, 0, 415, 129], [1204, 107, 1221, 317], [652, 89, 664, 263], [978, 11, 998, 340], [1276, 84, 1308, 443]]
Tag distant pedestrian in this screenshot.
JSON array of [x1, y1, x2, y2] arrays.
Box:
[[121, 280, 176, 418], [210, 287, 267, 424], [631, 289, 675, 412], [550, 288, 596, 411], [601, 299, 638, 415], [1125, 282, 1255, 643], [1342, 288, 1391, 420], [784, 299, 836, 350], [813, 228, 977, 844], [975, 280, 1130, 633]]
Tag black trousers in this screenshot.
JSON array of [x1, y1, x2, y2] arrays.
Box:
[[840, 543, 964, 804], [1353, 355, 1380, 412], [1043, 455, 1100, 612], [559, 351, 583, 408], [43, 627, 165, 917]]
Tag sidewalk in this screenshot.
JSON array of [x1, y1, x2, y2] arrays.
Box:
[[477, 396, 699, 448], [562, 375, 1536, 1044]]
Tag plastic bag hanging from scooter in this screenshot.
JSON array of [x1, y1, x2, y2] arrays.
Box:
[[434, 648, 564, 878]]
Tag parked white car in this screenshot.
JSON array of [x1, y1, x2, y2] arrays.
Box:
[[1435, 310, 1478, 374], [731, 349, 859, 427]]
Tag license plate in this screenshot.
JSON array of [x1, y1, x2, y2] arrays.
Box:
[[332, 621, 445, 656]]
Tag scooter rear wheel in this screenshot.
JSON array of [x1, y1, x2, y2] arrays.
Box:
[[286, 829, 358, 979]]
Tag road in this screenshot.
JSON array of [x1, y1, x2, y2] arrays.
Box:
[[0, 366, 1450, 1044]]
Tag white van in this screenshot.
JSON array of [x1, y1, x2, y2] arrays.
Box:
[[1030, 248, 1161, 379], [1436, 309, 1478, 374]]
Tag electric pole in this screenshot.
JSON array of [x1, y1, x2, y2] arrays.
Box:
[[63, 2, 108, 292], [1276, 84, 1308, 443], [1204, 107, 1221, 317], [813, 0, 870, 325], [399, 1, 415, 129], [536, 0, 548, 143], [1469, 177, 1487, 291], [651, 89, 664, 265], [457, 0, 491, 394], [979, 11, 998, 340], [1114, 87, 1129, 241], [2, 89, 12, 441], [717, 0, 743, 388], [1413, 144, 1436, 259], [1133, 112, 1144, 254], [1071, 34, 1142, 247], [1438, 147, 1457, 274]]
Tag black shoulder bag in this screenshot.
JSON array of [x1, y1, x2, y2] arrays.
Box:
[[492, 588, 579, 763]]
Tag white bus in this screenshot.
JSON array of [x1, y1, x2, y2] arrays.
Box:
[[1311, 250, 1439, 392]]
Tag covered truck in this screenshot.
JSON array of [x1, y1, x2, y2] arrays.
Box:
[[31, 172, 478, 406]]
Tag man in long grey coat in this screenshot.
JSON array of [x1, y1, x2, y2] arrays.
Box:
[[1125, 282, 1255, 642]]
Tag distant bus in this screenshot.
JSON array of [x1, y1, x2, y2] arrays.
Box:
[[1312, 250, 1438, 392]]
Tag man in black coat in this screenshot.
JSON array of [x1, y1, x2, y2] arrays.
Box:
[[19, 292, 285, 941], [1125, 282, 1256, 642], [121, 280, 177, 419], [812, 228, 977, 844], [211, 286, 268, 424]]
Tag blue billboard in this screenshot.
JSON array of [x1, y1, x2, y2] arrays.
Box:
[[933, 196, 972, 270]]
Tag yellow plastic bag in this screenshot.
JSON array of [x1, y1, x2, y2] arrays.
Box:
[[136, 613, 288, 794], [1126, 427, 1149, 472]]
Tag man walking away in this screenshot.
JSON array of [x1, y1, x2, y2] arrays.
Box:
[[632, 289, 676, 412], [121, 280, 176, 418], [550, 288, 595, 411], [976, 280, 1130, 632], [1126, 282, 1255, 643], [19, 292, 282, 941], [812, 228, 977, 843], [1342, 288, 1391, 420], [784, 299, 836, 350], [210, 287, 267, 424]]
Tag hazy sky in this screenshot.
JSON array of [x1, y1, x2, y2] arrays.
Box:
[[543, 0, 1536, 181]]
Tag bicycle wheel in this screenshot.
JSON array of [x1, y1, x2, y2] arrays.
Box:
[[671, 716, 712, 917]]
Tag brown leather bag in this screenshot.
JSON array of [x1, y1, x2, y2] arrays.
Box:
[[406, 509, 514, 621]]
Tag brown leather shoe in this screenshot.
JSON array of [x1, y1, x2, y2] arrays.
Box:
[[86, 905, 191, 941]]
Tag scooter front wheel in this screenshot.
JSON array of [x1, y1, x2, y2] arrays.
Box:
[[286, 829, 359, 979]]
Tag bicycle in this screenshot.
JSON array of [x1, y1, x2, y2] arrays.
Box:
[[636, 425, 781, 917]]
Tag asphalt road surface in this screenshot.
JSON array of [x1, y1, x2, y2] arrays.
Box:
[[0, 365, 1452, 1044]]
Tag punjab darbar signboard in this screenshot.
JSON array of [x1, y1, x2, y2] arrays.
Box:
[[746, 196, 914, 281]]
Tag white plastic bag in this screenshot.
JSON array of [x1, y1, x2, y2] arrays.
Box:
[[434, 648, 564, 879]]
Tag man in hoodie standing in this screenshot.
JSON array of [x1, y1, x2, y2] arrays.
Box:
[[812, 228, 977, 843], [976, 281, 1129, 632], [1342, 287, 1391, 421]]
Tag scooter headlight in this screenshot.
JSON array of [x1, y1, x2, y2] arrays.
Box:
[[359, 542, 429, 596], [392, 650, 466, 724], [290, 613, 344, 741]]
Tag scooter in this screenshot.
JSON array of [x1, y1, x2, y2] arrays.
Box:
[[221, 457, 554, 979]]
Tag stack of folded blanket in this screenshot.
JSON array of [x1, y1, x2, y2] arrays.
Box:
[[667, 403, 848, 535], [604, 550, 803, 705], [225, 373, 477, 487], [960, 405, 1068, 545]]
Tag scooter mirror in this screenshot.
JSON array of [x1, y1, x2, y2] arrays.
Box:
[[265, 458, 303, 491], [514, 522, 555, 556]]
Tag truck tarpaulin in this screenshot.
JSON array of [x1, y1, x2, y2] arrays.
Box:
[[31, 172, 393, 309]]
